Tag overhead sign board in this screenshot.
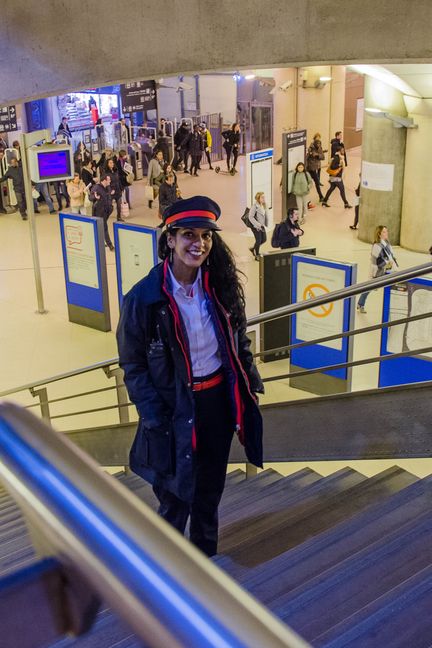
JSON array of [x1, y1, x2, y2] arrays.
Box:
[[0, 105, 18, 133], [120, 80, 157, 113]]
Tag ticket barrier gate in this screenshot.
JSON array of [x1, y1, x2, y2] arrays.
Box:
[[0, 149, 17, 213], [127, 142, 143, 180]]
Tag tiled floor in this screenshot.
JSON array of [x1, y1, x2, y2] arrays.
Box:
[[1, 147, 431, 475], [1, 147, 427, 395]]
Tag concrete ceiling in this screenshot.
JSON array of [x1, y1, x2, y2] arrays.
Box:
[[380, 65, 432, 98]]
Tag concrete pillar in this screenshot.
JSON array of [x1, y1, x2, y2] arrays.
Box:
[[359, 76, 407, 244], [329, 65, 346, 147], [272, 64, 346, 181], [400, 99, 432, 252], [272, 68, 297, 161]]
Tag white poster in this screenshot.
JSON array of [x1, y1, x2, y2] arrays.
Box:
[[64, 218, 99, 289], [251, 157, 273, 210], [387, 283, 432, 360], [296, 262, 347, 350], [361, 161, 394, 192], [356, 98, 364, 131], [119, 228, 156, 296], [246, 149, 273, 225]]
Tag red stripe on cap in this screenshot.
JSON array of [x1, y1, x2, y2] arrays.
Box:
[[165, 210, 216, 225]]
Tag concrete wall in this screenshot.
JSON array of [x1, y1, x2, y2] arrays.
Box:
[[199, 76, 237, 123], [344, 71, 364, 149], [3, 0, 432, 106]]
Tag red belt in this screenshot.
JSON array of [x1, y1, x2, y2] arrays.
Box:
[[192, 372, 224, 392]]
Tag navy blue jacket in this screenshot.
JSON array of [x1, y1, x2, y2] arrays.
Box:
[[116, 261, 264, 503]]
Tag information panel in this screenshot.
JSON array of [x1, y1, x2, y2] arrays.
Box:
[[246, 148, 273, 226], [290, 254, 357, 395], [59, 213, 111, 331], [379, 278, 432, 387], [0, 105, 18, 133], [282, 130, 307, 217], [114, 222, 159, 307], [120, 80, 157, 113]]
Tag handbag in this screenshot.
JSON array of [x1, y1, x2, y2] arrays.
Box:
[[126, 172, 134, 184], [145, 185, 155, 201], [32, 187, 40, 199], [241, 207, 252, 228], [326, 165, 341, 176], [121, 199, 129, 219]]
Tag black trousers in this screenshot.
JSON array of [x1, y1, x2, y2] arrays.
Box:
[[153, 379, 233, 557], [308, 169, 324, 200], [190, 154, 201, 175], [353, 205, 359, 227], [323, 180, 348, 205], [204, 150, 213, 167], [14, 190, 27, 217], [225, 146, 238, 170], [54, 182, 70, 209], [252, 228, 267, 255]]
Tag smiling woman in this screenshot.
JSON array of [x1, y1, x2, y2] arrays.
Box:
[[117, 195, 264, 557]]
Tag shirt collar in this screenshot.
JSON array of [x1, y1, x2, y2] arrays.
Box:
[[168, 265, 202, 298]]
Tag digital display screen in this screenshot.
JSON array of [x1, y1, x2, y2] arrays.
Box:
[[37, 150, 71, 179]]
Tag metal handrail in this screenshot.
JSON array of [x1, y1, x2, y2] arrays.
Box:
[[0, 402, 308, 648], [1, 260, 431, 400], [254, 310, 432, 359], [247, 261, 432, 326]]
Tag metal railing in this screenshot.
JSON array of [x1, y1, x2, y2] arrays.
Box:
[[0, 402, 309, 648], [1, 260, 431, 427]]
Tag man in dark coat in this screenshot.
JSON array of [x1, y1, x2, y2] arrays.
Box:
[[90, 173, 114, 250], [330, 130, 348, 165], [0, 156, 27, 219], [187, 125, 204, 176], [172, 121, 190, 172]]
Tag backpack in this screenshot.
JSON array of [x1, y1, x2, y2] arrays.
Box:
[[271, 223, 283, 248], [241, 207, 252, 228]]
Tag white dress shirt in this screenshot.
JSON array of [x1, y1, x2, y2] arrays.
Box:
[[168, 267, 221, 377]]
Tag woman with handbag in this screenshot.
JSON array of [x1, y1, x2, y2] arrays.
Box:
[[291, 162, 313, 225], [306, 133, 326, 202], [221, 123, 240, 173], [118, 149, 133, 211], [146, 150, 165, 208], [248, 192, 269, 260], [357, 225, 398, 313], [321, 147, 352, 209], [105, 158, 124, 222], [67, 173, 87, 214]]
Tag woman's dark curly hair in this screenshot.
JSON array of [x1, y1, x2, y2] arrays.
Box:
[[158, 229, 247, 329]]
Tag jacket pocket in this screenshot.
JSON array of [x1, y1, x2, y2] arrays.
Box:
[[132, 419, 175, 477]]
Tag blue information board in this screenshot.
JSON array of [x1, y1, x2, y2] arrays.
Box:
[[114, 222, 159, 307], [59, 212, 110, 331], [290, 254, 356, 385], [379, 277, 432, 387]]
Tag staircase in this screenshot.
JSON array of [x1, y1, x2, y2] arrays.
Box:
[[2, 465, 432, 647]]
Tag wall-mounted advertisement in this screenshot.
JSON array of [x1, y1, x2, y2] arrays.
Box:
[[361, 161, 394, 191], [290, 253, 357, 395], [114, 223, 159, 307], [59, 213, 111, 331], [379, 278, 432, 387], [63, 218, 99, 289]]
